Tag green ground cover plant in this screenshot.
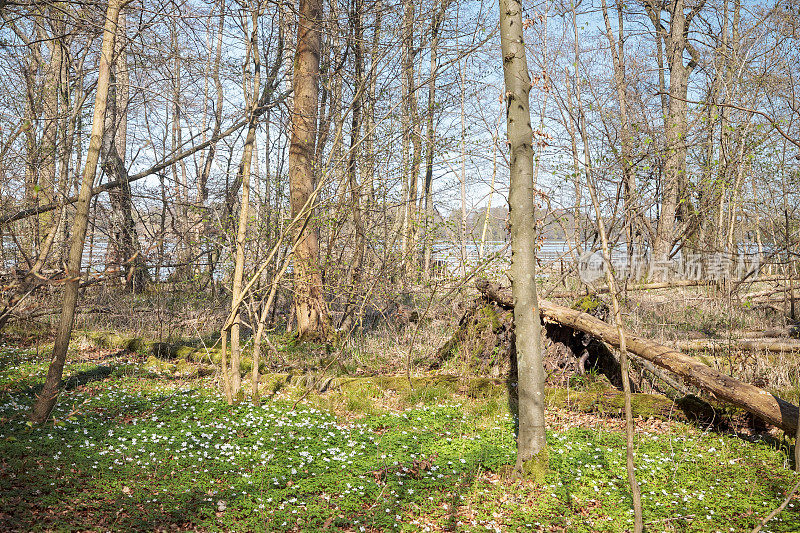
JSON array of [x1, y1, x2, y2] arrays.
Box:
[[1, 345, 799, 532]]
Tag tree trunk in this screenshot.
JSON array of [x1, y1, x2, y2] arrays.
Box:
[[22, 35, 41, 263], [229, 3, 263, 398], [601, 0, 642, 265], [339, 0, 365, 331], [458, 30, 468, 279], [560, 69, 583, 260], [646, 0, 705, 270], [422, 0, 449, 280], [38, 13, 60, 256], [674, 339, 800, 353], [103, 11, 147, 292], [580, 66, 644, 527], [289, 0, 328, 340], [400, 0, 420, 282], [362, 2, 381, 208], [55, 41, 82, 268], [198, 0, 226, 204], [499, 0, 548, 476], [171, 18, 191, 279], [30, 0, 123, 423]]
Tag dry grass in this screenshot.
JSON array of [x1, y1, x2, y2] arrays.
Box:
[[9, 276, 800, 400], [617, 285, 798, 394]]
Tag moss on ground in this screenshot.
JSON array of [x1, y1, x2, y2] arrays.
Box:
[[572, 294, 607, 314], [253, 372, 691, 424], [518, 448, 549, 484], [476, 304, 502, 330], [63, 329, 737, 428]]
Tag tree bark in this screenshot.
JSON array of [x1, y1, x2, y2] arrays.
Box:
[[581, 74, 644, 528], [229, 2, 263, 398], [30, 0, 123, 423], [646, 0, 705, 269], [289, 0, 328, 340], [339, 0, 366, 332], [674, 339, 800, 353], [422, 0, 449, 280], [362, 2, 381, 208], [548, 278, 711, 299], [38, 12, 60, 253], [198, 0, 226, 204], [601, 0, 643, 265], [458, 25, 468, 279], [102, 10, 147, 292], [21, 26, 42, 262], [499, 0, 548, 475], [399, 0, 416, 283], [170, 17, 191, 279]]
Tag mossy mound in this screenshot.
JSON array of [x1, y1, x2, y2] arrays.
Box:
[[76, 330, 145, 352], [62, 365, 114, 390], [546, 388, 677, 419], [258, 371, 693, 423], [432, 302, 514, 376]]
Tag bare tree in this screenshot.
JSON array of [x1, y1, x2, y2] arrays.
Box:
[[30, 0, 126, 423], [422, 0, 450, 280], [499, 0, 547, 477], [289, 0, 329, 340], [646, 0, 706, 269], [102, 10, 148, 292]]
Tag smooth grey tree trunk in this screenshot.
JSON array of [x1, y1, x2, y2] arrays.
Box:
[[498, 0, 547, 477]]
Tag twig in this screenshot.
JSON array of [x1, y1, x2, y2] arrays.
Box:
[[291, 355, 341, 410], [751, 479, 800, 533], [131, 389, 191, 422]]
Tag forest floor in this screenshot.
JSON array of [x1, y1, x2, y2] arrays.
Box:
[[2, 330, 800, 532]]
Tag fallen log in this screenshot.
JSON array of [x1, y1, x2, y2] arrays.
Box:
[[743, 274, 800, 283], [731, 274, 800, 294], [476, 278, 800, 435], [697, 327, 800, 339], [742, 286, 800, 301], [548, 279, 712, 299], [674, 338, 800, 353], [634, 357, 691, 398]]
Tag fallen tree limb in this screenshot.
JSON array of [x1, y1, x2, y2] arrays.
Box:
[[752, 478, 800, 533], [476, 278, 800, 435], [634, 358, 692, 398], [674, 338, 800, 353], [548, 279, 712, 299], [727, 327, 800, 339], [13, 306, 113, 321], [742, 285, 800, 301], [731, 273, 800, 295]]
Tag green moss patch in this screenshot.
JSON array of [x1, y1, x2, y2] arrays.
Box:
[[546, 388, 677, 419]]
